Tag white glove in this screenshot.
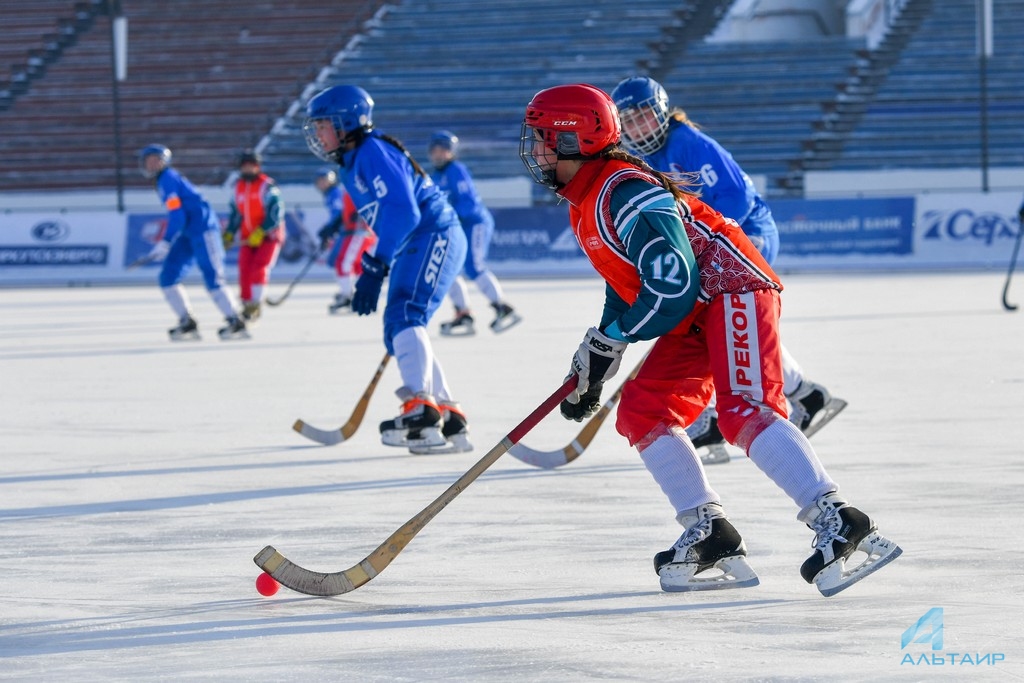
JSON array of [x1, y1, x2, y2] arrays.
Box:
[[566, 326, 627, 404], [148, 239, 171, 262]]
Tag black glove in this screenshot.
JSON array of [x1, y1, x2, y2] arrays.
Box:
[[560, 381, 603, 422], [318, 220, 341, 249], [352, 252, 388, 315]]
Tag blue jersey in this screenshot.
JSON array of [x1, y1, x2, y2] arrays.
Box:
[[339, 130, 459, 265], [430, 160, 494, 230], [323, 184, 345, 226], [154, 167, 220, 242], [644, 119, 775, 244]]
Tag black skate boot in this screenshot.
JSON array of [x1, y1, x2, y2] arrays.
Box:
[[380, 388, 445, 448], [655, 503, 759, 592], [217, 315, 250, 340], [168, 315, 200, 341], [684, 409, 729, 465], [788, 380, 847, 438], [798, 491, 902, 597], [439, 309, 475, 336], [409, 401, 473, 454], [328, 293, 352, 314], [489, 301, 522, 333]]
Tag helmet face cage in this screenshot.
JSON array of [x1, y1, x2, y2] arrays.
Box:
[[314, 167, 337, 186], [612, 77, 670, 156], [138, 144, 171, 179], [518, 124, 560, 189]]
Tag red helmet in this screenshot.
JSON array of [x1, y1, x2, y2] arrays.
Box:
[[524, 84, 620, 157], [520, 84, 620, 189]]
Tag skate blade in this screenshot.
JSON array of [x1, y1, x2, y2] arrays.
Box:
[[439, 325, 476, 337], [814, 532, 902, 597], [169, 332, 201, 342], [381, 426, 445, 449], [409, 434, 474, 455], [659, 555, 760, 592], [218, 330, 251, 341], [802, 398, 848, 439], [699, 443, 731, 465], [490, 313, 523, 334]]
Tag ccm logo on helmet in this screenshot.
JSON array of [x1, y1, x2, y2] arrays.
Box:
[[553, 120, 577, 126]]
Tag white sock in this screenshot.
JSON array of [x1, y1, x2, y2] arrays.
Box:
[[209, 287, 238, 319], [337, 275, 354, 298], [432, 357, 453, 403], [251, 284, 264, 303], [474, 271, 503, 304], [781, 344, 803, 397], [746, 418, 836, 510], [393, 326, 433, 396], [638, 426, 719, 517], [449, 276, 469, 311], [162, 285, 191, 319]]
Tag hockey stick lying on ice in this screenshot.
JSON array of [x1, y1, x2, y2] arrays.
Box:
[[293, 353, 391, 445], [1001, 211, 1024, 312], [508, 353, 648, 469], [267, 247, 322, 307], [255, 376, 577, 596]]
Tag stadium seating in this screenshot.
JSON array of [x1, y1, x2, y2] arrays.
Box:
[[0, 1, 383, 190]]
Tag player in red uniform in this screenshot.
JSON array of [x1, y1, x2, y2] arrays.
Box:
[[519, 83, 900, 596], [223, 150, 285, 322]]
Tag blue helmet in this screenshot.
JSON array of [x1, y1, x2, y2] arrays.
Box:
[[428, 130, 458, 154], [314, 166, 337, 186], [610, 76, 670, 155], [138, 143, 171, 178], [303, 85, 374, 163]]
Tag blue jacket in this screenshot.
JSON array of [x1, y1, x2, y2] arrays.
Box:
[[339, 131, 459, 265], [643, 119, 774, 241], [430, 160, 493, 229], [154, 167, 220, 242]]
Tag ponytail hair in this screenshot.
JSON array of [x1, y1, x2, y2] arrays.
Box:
[[379, 133, 429, 179], [604, 148, 702, 202]]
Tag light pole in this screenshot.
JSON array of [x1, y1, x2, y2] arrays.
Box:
[[109, 0, 127, 211], [977, 0, 992, 192]]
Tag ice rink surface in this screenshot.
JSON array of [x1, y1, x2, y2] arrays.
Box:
[[2, 272, 1022, 681]]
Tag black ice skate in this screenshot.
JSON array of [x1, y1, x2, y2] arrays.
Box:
[[489, 301, 522, 333], [328, 293, 352, 314], [798, 492, 902, 597], [439, 309, 475, 336], [168, 315, 200, 341], [380, 388, 445, 449], [409, 401, 473, 454], [685, 411, 730, 465], [241, 301, 261, 322], [217, 316, 250, 340], [655, 503, 759, 592], [789, 380, 847, 438]]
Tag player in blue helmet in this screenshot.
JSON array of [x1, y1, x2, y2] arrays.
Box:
[[314, 166, 377, 314], [138, 144, 247, 341], [427, 130, 521, 336], [304, 85, 471, 454], [611, 76, 844, 458]]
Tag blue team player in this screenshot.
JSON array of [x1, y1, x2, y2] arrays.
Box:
[[611, 77, 844, 457], [427, 131, 521, 336], [303, 85, 472, 454], [138, 144, 247, 341]]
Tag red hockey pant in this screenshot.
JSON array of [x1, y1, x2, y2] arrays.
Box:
[[238, 238, 281, 302], [616, 288, 788, 451]]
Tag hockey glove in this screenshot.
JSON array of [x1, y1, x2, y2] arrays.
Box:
[[148, 239, 171, 262], [222, 230, 236, 250], [318, 222, 340, 249], [561, 381, 603, 422], [352, 252, 388, 315], [247, 227, 265, 248], [565, 326, 627, 404]]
